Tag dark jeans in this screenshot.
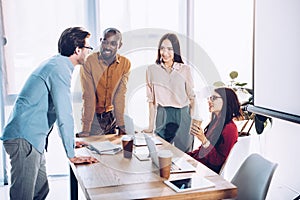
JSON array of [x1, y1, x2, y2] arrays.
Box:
[[155, 105, 193, 153]]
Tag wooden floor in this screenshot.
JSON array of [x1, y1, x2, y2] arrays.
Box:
[[0, 175, 86, 200]]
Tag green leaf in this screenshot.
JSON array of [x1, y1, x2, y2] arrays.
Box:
[[213, 81, 226, 87], [229, 71, 238, 79], [235, 82, 247, 87]]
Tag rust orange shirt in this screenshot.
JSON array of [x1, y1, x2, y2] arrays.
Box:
[[80, 52, 131, 132]]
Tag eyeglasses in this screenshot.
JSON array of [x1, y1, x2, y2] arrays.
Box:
[[208, 95, 222, 102], [82, 46, 93, 50]]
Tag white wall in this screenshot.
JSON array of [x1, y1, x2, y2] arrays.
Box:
[[264, 119, 300, 195]]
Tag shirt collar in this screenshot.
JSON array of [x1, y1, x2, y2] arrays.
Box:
[[160, 61, 180, 70], [115, 54, 121, 64], [98, 53, 121, 65], [172, 62, 181, 70], [58, 54, 74, 72]]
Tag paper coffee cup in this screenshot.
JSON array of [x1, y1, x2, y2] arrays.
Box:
[[121, 135, 134, 159], [158, 150, 173, 179], [192, 119, 202, 127]]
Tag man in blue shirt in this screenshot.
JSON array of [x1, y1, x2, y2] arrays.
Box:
[[0, 27, 98, 200]]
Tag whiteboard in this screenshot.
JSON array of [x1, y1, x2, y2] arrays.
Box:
[[252, 0, 300, 122]]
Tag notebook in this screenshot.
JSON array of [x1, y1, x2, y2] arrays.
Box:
[[87, 141, 122, 155], [143, 134, 196, 173]]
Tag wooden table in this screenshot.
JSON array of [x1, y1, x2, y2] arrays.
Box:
[[70, 134, 237, 200]]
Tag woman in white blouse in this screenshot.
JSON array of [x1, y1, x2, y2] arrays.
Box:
[[143, 33, 196, 152]]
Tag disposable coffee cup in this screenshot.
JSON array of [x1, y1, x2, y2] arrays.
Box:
[[121, 135, 134, 159], [158, 150, 173, 179], [192, 118, 202, 128]]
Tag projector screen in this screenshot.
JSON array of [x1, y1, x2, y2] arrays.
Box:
[[248, 0, 300, 124]]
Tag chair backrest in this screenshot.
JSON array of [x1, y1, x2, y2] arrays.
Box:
[[219, 138, 250, 180], [219, 141, 238, 177], [231, 153, 278, 200], [219, 148, 231, 177]]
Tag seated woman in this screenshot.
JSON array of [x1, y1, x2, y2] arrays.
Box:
[[187, 87, 243, 173]]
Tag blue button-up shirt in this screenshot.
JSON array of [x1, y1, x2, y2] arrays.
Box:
[[1, 54, 75, 158]]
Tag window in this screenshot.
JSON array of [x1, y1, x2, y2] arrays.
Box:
[[2, 0, 86, 94], [194, 0, 253, 86]]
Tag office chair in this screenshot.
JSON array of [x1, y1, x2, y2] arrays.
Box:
[[219, 138, 249, 180], [231, 153, 278, 200], [219, 140, 242, 177], [219, 145, 234, 177]]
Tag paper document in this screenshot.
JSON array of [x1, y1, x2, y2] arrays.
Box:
[[88, 141, 122, 155], [134, 133, 162, 146]]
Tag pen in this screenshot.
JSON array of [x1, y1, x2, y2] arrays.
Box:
[[172, 161, 181, 170]]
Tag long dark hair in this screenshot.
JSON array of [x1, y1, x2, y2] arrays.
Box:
[[155, 33, 184, 65], [204, 87, 243, 146]]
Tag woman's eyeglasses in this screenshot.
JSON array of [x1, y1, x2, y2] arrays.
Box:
[[208, 95, 222, 102]]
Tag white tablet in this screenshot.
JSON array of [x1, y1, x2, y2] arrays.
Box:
[[164, 176, 215, 193]]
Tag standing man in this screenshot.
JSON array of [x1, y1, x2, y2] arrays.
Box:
[[76, 28, 131, 137], [0, 27, 98, 200]]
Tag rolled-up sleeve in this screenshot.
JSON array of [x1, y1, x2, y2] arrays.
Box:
[[146, 67, 155, 103], [185, 66, 196, 101], [114, 61, 131, 127], [80, 60, 97, 132]]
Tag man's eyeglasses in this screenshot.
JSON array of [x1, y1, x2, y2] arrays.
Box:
[[82, 46, 93, 50], [208, 95, 222, 102]]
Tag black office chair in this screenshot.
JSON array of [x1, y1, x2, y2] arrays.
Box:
[[231, 153, 278, 200]]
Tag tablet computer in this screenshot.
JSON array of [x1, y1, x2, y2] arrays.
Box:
[[164, 176, 215, 193]]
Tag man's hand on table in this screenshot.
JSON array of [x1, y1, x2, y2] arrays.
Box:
[[69, 156, 98, 164], [72, 141, 99, 164], [142, 128, 153, 133], [75, 141, 89, 148]]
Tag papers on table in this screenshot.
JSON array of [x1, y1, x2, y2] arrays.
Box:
[[134, 146, 151, 161], [133, 133, 162, 146], [87, 141, 122, 155]]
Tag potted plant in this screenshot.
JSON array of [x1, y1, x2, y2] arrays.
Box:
[[214, 71, 272, 135]]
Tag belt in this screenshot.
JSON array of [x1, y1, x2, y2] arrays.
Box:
[[96, 110, 113, 118]]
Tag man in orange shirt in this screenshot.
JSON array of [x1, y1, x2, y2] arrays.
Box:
[[76, 28, 131, 137]]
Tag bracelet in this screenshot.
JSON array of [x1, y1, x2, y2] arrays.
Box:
[[202, 139, 210, 148]]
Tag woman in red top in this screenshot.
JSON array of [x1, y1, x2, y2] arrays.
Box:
[[187, 87, 243, 173]]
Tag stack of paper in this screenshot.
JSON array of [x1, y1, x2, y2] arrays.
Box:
[[133, 133, 162, 146], [88, 141, 122, 155]]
